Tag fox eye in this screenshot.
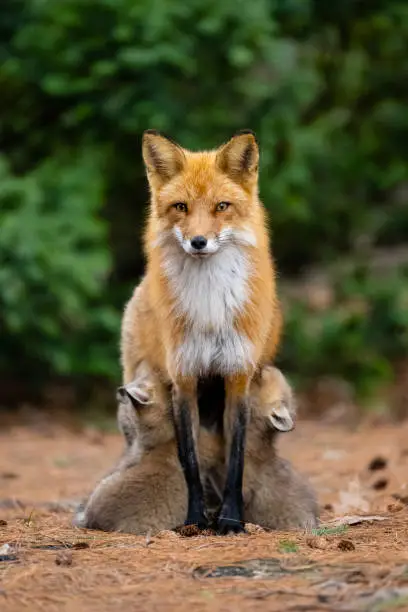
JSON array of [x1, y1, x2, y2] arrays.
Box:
[[216, 202, 230, 212], [173, 202, 188, 213]]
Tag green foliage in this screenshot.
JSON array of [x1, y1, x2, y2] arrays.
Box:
[[0, 0, 407, 398], [279, 266, 408, 397], [0, 152, 119, 382]]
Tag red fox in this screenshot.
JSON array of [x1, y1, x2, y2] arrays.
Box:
[[76, 366, 317, 534], [121, 130, 282, 533]]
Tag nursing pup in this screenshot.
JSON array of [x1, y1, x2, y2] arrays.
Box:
[[121, 130, 282, 532], [209, 366, 318, 530], [75, 368, 222, 535], [76, 366, 318, 534]]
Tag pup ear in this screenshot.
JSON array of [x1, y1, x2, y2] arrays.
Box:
[[116, 380, 153, 408], [268, 401, 295, 432], [142, 130, 186, 187], [216, 130, 259, 187]]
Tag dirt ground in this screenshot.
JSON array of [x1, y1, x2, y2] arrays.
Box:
[[1, 416, 408, 612]]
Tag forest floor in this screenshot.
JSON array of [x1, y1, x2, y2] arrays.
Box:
[[1, 414, 408, 611]]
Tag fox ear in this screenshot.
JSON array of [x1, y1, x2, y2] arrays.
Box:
[[216, 130, 259, 186], [117, 381, 153, 408], [269, 402, 294, 432], [142, 130, 186, 187]]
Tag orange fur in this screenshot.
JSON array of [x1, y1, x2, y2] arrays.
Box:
[[122, 131, 281, 382], [121, 130, 282, 532]]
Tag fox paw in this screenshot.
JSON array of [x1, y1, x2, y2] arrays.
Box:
[[217, 515, 246, 535], [184, 510, 208, 531]]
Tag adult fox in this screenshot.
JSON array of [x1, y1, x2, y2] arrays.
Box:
[[121, 130, 281, 533]]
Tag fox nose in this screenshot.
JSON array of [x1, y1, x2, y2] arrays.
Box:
[[190, 235, 207, 250]]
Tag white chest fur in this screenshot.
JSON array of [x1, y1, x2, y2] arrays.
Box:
[[161, 243, 254, 376]]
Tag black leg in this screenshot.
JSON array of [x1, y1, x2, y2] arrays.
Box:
[[172, 395, 208, 528], [217, 399, 247, 534]]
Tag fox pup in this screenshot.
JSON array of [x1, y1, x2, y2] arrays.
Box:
[[75, 374, 223, 534], [121, 129, 282, 533], [210, 366, 318, 530], [76, 366, 317, 534]]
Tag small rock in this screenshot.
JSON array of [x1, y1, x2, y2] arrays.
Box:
[[0, 544, 18, 563], [55, 550, 73, 566], [0, 520, 7, 526], [337, 539, 355, 552]]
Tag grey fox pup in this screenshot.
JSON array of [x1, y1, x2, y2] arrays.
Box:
[[75, 366, 318, 534]]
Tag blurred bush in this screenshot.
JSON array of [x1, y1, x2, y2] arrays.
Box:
[[280, 264, 408, 398], [0, 0, 407, 402], [0, 152, 119, 385]]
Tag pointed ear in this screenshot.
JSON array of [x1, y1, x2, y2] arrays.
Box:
[[269, 401, 295, 432], [117, 381, 153, 408], [142, 130, 186, 187], [216, 130, 259, 186]]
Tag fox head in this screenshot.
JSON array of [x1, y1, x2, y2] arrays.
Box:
[[116, 377, 174, 450], [142, 130, 261, 258]]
